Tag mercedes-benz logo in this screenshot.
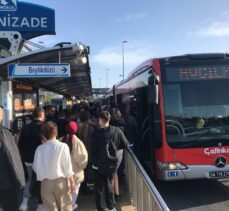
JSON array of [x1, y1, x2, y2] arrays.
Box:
[[215, 157, 227, 168]]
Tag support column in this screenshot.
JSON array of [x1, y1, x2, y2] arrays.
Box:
[[2, 81, 13, 129], [62, 97, 67, 109]]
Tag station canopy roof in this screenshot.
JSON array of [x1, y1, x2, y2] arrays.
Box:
[[0, 43, 92, 98]]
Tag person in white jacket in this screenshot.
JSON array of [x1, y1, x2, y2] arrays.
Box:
[[33, 121, 75, 211]]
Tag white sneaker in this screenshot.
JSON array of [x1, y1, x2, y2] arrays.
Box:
[[37, 204, 45, 211], [73, 204, 78, 209], [19, 197, 29, 211]]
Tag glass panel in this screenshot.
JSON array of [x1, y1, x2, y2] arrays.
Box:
[[163, 79, 229, 148]]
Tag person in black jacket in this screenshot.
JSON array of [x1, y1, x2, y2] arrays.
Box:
[[0, 105, 25, 211], [56, 110, 68, 138], [91, 111, 128, 211], [45, 105, 57, 122], [119, 103, 139, 151], [109, 107, 126, 201], [18, 108, 45, 211]]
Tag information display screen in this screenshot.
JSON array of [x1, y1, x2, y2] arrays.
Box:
[[166, 64, 229, 82]]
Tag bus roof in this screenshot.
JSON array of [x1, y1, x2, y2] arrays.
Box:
[[127, 58, 154, 78]]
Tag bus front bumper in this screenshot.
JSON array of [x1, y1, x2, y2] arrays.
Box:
[[157, 164, 229, 181]]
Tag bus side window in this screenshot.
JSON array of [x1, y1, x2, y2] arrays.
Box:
[[129, 91, 138, 118], [116, 94, 122, 105], [131, 87, 151, 159], [135, 87, 148, 127]]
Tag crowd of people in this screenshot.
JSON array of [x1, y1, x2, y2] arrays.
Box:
[[0, 102, 139, 211]]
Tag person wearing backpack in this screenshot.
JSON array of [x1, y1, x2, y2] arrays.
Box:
[[91, 111, 128, 211], [60, 121, 88, 209]]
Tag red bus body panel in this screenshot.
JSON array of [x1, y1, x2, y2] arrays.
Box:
[[115, 57, 229, 180]]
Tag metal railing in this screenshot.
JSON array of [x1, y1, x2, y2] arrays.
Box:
[[124, 148, 170, 211]]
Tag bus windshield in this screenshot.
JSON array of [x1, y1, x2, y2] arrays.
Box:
[[163, 63, 229, 148]]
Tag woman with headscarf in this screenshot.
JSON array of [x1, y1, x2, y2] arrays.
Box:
[[60, 121, 88, 209]]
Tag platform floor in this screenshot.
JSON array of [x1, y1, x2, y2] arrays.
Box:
[[24, 183, 134, 211]]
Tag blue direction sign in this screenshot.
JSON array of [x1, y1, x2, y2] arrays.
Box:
[[8, 64, 71, 78]]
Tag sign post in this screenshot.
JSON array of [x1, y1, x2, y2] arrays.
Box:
[[8, 63, 71, 78]]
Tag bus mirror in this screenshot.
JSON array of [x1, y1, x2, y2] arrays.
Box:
[[148, 74, 159, 104]]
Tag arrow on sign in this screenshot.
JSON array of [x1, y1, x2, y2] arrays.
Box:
[[62, 67, 68, 73]]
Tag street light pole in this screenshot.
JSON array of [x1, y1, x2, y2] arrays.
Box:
[[122, 40, 127, 80]]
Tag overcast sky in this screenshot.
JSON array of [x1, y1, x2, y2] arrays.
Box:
[[22, 0, 229, 88]]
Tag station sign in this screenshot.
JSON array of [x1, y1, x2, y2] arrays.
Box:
[[8, 63, 71, 78], [0, 0, 55, 39], [0, 0, 17, 11]]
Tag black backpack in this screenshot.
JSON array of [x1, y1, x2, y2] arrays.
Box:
[[98, 127, 118, 177]]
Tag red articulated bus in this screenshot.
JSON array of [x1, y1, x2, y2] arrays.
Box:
[[112, 53, 229, 181]]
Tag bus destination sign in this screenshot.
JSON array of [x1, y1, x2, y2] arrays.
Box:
[[166, 64, 229, 82]]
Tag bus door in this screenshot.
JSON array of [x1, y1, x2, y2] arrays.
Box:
[[146, 73, 162, 173]]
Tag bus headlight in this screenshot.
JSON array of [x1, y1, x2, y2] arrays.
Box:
[[157, 161, 188, 170]]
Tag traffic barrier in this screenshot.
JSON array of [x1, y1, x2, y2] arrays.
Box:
[[124, 148, 170, 211]]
